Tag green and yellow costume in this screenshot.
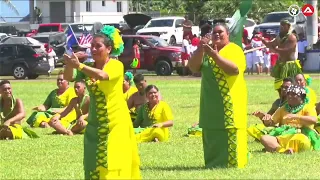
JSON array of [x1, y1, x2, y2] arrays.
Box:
[[265, 104, 319, 153], [0, 96, 38, 139], [248, 85, 317, 141], [26, 87, 77, 128], [186, 125, 202, 137], [134, 101, 173, 143], [74, 59, 140, 179], [199, 43, 248, 168], [272, 32, 302, 90]]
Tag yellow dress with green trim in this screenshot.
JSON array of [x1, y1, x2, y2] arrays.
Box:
[[26, 87, 77, 128], [0, 96, 39, 139], [267, 105, 317, 153], [134, 101, 173, 143], [74, 59, 141, 179]]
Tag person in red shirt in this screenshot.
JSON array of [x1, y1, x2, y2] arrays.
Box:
[[132, 39, 141, 74], [243, 27, 249, 45]]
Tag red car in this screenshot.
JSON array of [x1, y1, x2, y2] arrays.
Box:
[[119, 35, 183, 76]]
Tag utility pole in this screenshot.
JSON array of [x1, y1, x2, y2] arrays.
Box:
[[29, 0, 34, 24], [306, 0, 318, 45]]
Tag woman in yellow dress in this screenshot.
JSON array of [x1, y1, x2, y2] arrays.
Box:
[[0, 80, 38, 140], [63, 25, 140, 179], [134, 85, 174, 143], [255, 85, 319, 154], [49, 80, 90, 135], [26, 71, 77, 128]]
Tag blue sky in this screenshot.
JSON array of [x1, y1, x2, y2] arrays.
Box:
[[0, 1, 30, 22]]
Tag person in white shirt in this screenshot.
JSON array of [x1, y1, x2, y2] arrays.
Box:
[[263, 47, 271, 74], [297, 33, 308, 68], [243, 41, 254, 75], [251, 32, 264, 74], [45, 44, 56, 76], [181, 34, 191, 75]]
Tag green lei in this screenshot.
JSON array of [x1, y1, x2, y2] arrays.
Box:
[[0, 96, 16, 124], [284, 101, 306, 114]]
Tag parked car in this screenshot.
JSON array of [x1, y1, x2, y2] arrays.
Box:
[[254, 11, 306, 36], [0, 33, 8, 41], [119, 35, 182, 76], [137, 16, 200, 45], [0, 43, 49, 79]]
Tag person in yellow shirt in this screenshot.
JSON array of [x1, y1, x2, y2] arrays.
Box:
[[255, 85, 318, 154], [123, 71, 138, 101], [123, 71, 138, 122], [49, 80, 90, 135], [134, 85, 173, 143], [26, 71, 77, 128], [63, 25, 140, 179], [294, 73, 317, 106], [248, 78, 293, 141]]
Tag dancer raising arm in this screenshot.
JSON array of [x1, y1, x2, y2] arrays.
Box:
[[63, 25, 141, 179]]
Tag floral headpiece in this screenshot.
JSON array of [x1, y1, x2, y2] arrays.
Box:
[[100, 25, 124, 56], [286, 85, 309, 104], [125, 71, 134, 85], [286, 85, 306, 96]]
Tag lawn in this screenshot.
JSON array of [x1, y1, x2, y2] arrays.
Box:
[[0, 74, 320, 179]]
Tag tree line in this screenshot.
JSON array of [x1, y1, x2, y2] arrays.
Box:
[[129, 0, 317, 24]]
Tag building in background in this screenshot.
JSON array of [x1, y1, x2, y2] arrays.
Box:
[[36, 0, 129, 23]]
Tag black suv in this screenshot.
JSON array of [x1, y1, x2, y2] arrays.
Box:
[[0, 44, 50, 79]]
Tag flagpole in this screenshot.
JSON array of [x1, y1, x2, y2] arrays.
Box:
[[68, 25, 80, 45]]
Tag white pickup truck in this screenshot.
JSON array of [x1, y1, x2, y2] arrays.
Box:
[[136, 16, 200, 45]]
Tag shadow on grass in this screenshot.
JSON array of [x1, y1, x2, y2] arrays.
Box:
[[141, 166, 204, 171]]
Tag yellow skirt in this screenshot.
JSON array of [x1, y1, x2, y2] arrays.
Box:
[[276, 133, 312, 153], [247, 123, 268, 141], [6, 124, 39, 139], [33, 110, 77, 128], [135, 127, 169, 143]]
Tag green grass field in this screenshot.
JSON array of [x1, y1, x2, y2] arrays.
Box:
[[1, 74, 320, 179]]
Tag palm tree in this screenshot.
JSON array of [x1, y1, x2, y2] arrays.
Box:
[[1, 0, 20, 16]]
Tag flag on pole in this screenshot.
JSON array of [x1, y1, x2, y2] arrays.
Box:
[[227, 0, 253, 48], [79, 28, 93, 45], [65, 25, 79, 55]]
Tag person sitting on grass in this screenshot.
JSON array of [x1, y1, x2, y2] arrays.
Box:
[[26, 70, 77, 128], [134, 85, 173, 143], [123, 71, 138, 121], [123, 71, 138, 102], [255, 85, 319, 154], [127, 74, 148, 113], [49, 80, 90, 135], [247, 78, 293, 141], [0, 80, 38, 140], [294, 73, 317, 106]]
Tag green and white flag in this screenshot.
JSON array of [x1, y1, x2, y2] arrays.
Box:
[[227, 0, 253, 48]]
